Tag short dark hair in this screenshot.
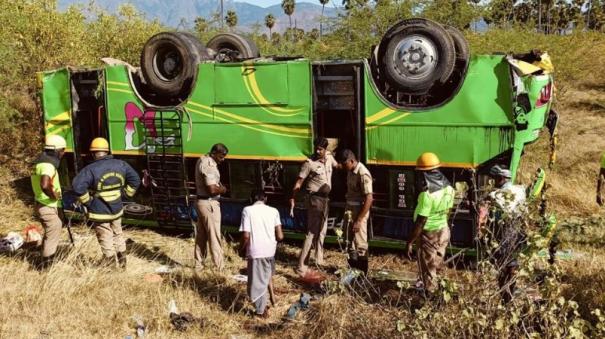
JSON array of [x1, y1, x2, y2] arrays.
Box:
[[314, 137, 329, 149], [210, 143, 229, 155], [250, 189, 266, 202], [338, 149, 356, 163]]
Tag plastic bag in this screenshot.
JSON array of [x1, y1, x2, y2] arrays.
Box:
[[0, 232, 24, 253]]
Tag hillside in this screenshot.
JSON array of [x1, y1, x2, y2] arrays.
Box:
[[57, 0, 340, 31]]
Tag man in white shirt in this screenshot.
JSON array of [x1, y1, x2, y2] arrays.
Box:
[[239, 190, 284, 317]]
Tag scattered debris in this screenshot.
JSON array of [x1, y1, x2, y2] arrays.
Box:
[[132, 315, 145, 338], [167, 298, 203, 331], [370, 269, 417, 283], [339, 269, 362, 286], [22, 225, 42, 247], [170, 312, 203, 332], [154, 265, 174, 274], [0, 232, 24, 253], [537, 248, 573, 260], [285, 293, 311, 320], [231, 274, 248, 283], [299, 269, 326, 286], [143, 274, 163, 283], [168, 299, 178, 314]]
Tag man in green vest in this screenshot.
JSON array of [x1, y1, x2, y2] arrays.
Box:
[[31, 135, 67, 268], [406, 152, 455, 294]]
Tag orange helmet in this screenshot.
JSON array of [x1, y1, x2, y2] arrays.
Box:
[[90, 137, 109, 152], [416, 152, 441, 171]]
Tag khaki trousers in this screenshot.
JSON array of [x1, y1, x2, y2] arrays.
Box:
[[94, 218, 126, 258], [195, 200, 224, 270], [297, 195, 329, 275], [343, 204, 369, 258], [37, 204, 63, 258], [418, 226, 450, 293]]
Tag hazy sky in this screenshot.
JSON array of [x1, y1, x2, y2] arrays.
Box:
[[242, 0, 338, 7]]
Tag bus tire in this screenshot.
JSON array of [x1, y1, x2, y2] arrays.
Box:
[[207, 33, 260, 61], [379, 18, 456, 95], [140, 32, 207, 97], [444, 25, 470, 68]]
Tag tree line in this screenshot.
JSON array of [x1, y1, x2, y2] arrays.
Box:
[[192, 0, 605, 38]]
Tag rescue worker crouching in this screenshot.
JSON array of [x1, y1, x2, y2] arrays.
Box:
[[339, 149, 373, 274], [31, 135, 67, 269], [72, 138, 141, 269], [406, 152, 454, 295]]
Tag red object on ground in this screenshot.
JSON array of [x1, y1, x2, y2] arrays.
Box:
[[299, 269, 326, 285], [22, 224, 42, 246]]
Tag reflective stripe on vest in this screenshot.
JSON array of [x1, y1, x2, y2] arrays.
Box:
[[124, 185, 136, 198], [78, 192, 91, 204], [95, 189, 122, 202], [88, 209, 124, 222]]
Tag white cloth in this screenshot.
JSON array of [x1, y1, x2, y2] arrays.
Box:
[[239, 201, 281, 259], [489, 182, 527, 218]]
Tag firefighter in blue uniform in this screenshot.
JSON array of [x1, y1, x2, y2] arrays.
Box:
[[72, 137, 140, 268]]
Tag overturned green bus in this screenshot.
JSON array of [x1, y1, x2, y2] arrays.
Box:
[[38, 19, 557, 253]]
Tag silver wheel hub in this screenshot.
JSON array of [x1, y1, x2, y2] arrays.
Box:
[[391, 35, 438, 80]]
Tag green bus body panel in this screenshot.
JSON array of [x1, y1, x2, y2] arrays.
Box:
[[364, 55, 515, 167], [39, 68, 74, 151], [104, 60, 313, 159], [104, 66, 147, 153], [214, 63, 288, 105]]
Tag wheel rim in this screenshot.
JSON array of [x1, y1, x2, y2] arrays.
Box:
[[152, 45, 183, 81], [391, 35, 438, 80], [215, 43, 242, 61]]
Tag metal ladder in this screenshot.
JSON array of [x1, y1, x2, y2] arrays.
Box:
[[143, 108, 191, 228]]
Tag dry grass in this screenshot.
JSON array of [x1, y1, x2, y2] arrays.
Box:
[[1, 164, 604, 338], [518, 82, 605, 217]]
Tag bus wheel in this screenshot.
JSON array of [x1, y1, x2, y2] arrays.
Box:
[[444, 25, 470, 75], [379, 18, 456, 95], [207, 33, 260, 61], [140, 32, 209, 98]]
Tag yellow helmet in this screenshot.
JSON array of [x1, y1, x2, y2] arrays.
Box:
[[90, 137, 109, 152], [416, 152, 441, 171], [45, 135, 67, 150]]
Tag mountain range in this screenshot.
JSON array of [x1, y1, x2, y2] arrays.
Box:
[[58, 0, 340, 32]]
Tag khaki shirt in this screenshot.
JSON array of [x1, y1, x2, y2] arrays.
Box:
[[195, 155, 220, 196], [298, 154, 338, 192], [346, 162, 373, 202]]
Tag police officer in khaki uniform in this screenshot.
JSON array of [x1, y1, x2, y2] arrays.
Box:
[[339, 149, 373, 273], [194, 143, 228, 271], [290, 137, 339, 276]]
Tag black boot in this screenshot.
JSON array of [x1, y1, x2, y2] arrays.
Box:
[[117, 252, 127, 270], [347, 249, 359, 270], [347, 257, 359, 270], [357, 256, 369, 275]]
